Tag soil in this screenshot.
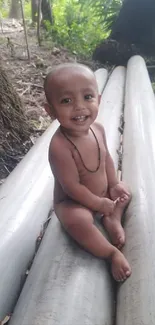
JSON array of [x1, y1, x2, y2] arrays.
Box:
[[0, 18, 105, 184]]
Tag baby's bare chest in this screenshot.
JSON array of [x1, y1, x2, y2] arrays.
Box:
[[72, 142, 107, 196]]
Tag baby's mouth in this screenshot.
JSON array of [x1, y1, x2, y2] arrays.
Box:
[[72, 115, 89, 122]]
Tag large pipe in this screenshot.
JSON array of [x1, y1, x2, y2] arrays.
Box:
[[0, 120, 58, 320], [9, 214, 114, 325], [9, 66, 126, 325], [97, 66, 126, 167], [0, 69, 108, 320], [116, 56, 155, 325], [95, 68, 108, 94]]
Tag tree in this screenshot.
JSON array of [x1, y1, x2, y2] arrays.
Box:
[[41, 0, 53, 25], [31, 0, 53, 25], [9, 0, 21, 19], [31, 0, 38, 23]]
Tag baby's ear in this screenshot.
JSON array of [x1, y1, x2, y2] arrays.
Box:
[[44, 102, 56, 119]]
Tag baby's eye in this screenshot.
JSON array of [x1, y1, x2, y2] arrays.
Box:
[[84, 94, 93, 100], [61, 98, 71, 104]]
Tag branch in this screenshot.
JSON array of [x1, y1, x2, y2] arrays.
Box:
[[20, 0, 31, 61], [37, 0, 42, 46]]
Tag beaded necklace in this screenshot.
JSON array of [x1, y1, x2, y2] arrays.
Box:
[[60, 126, 101, 173]]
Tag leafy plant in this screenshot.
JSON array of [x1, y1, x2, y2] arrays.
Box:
[[0, 0, 9, 18], [49, 0, 109, 56], [80, 0, 122, 32]]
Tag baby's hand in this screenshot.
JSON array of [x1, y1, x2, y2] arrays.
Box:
[[99, 198, 116, 216], [110, 182, 130, 201]]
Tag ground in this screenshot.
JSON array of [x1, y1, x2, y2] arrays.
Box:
[[0, 19, 104, 184]]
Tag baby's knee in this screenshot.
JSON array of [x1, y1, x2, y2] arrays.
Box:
[[62, 211, 93, 233]]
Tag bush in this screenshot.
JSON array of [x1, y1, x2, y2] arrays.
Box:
[[50, 0, 109, 57]]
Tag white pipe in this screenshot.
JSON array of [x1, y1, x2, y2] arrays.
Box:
[[9, 67, 126, 325], [0, 120, 58, 320], [9, 214, 114, 325], [0, 69, 108, 320], [97, 66, 126, 167], [95, 68, 108, 94], [116, 56, 155, 325]]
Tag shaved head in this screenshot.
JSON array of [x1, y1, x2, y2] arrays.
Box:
[[44, 63, 97, 104]]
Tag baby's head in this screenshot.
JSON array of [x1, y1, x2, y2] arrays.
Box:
[[44, 63, 100, 133]]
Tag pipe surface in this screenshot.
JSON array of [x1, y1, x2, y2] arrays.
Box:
[[0, 120, 58, 319], [95, 68, 108, 94], [116, 56, 155, 325], [97, 66, 126, 167]]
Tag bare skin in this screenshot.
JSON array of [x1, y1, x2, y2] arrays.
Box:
[[103, 194, 130, 250], [44, 63, 132, 282]]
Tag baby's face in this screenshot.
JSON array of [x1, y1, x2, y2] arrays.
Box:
[[45, 67, 100, 134]]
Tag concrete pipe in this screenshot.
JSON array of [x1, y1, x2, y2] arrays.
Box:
[[95, 68, 108, 94], [116, 56, 155, 325], [97, 66, 126, 167]]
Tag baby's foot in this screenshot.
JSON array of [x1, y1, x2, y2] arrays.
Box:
[[111, 250, 131, 282], [103, 216, 125, 250], [117, 194, 130, 208]]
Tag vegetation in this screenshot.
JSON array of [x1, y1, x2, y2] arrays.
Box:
[[1, 0, 155, 58], [0, 0, 121, 57]]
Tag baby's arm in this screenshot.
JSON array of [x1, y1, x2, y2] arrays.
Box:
[[49, 136, 114, 214]]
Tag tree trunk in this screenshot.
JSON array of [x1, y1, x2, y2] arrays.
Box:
[[41, 0, 53, 26], [110, 0, 155, 55], [31, 0, 38, 23], [9, 0, 21, 19], [0, 63, 30, 178], [31, 0, 53, 26]]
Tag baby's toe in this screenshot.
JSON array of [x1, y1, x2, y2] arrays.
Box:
[[119, 269, 127, 281], [116, 236, 125, 250], [125, 269, 131, 277], [122, 266, 131, 279]]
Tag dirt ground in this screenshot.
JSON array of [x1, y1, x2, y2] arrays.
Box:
[[0, 19, 105, 183]]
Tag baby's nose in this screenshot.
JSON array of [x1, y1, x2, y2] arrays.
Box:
[[74, 100, 85, 111]]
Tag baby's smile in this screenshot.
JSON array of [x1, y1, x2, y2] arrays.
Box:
[[71, 115, 89, 123]]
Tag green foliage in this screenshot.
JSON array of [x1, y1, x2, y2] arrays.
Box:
[[82, 0, 122, 32], [24, 1, 31, 19], [50, 0, 109, 57], [0, 0, 9, 18]]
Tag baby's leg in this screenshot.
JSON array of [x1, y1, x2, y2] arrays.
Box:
[[103, 183, 131, 250], [55, 200, 131, 282]]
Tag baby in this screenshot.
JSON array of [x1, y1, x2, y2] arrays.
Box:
[[44, 63, 132, 282]]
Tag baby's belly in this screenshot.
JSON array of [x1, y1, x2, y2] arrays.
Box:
[[80, 172, 108, 197], [54, 171, 108, 205]]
